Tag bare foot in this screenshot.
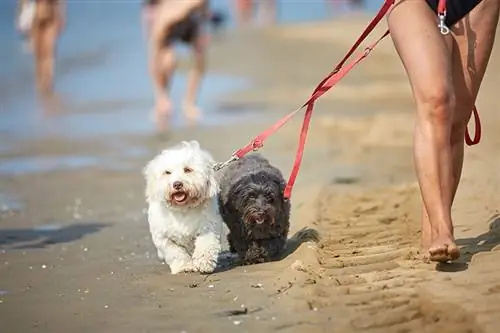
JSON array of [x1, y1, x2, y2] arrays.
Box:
[[41, 93, 64, 116], [153, 95, 172, 131], [428, 236, 460, 263], [36, 80, 53, 100], [182, 102, 201, 126]]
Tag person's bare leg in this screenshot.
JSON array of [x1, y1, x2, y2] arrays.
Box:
[[235, 0, 253, 27], [183, 35, 205, 124], [32, 23, 43, 95], [149, 40, 176, 131], [388, 0, 459, 262], [257, 0, 276, 25], [420, 0, 500, 259], [40, 20, 58, 98]]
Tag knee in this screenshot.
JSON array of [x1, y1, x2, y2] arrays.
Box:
[[415, 87, 456, 128]]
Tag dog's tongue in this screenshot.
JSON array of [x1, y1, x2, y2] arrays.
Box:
[[173, 192, 187, 202]]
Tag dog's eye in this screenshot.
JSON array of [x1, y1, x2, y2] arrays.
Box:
[[184, 167, 193, 173], [163, 170, 172, 175]]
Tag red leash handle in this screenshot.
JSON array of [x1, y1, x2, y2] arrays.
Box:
[[465, 106, 481, 146]]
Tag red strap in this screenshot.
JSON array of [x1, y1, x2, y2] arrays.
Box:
[[232, 0, 481, 201], [283, 30, 390, 199], [233, 0, 394, 199], [233, 107, 304, 158], [233, 0, 394, 160], [438, 0, 447, 15], [329, 0, 394, 75]]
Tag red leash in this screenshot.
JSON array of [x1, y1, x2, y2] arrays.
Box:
[[216, 0, 482, 199]]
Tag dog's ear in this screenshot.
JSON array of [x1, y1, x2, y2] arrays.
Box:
[[181, 140, 200, 150], [189, 140, 200, 150], [275, 179, 288, 202], [206, 170, 219, 198], [274, 178, 286, 193], [143, 155, 160, 202]]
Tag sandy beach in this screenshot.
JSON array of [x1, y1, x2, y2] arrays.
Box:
[[1, 5, 500, 333]]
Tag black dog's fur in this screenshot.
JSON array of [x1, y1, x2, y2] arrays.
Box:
[[218, 154, 290, 265]]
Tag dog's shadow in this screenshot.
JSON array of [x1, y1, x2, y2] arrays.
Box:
[[215, 227, 321, 273], [0, 222, 108, 250]]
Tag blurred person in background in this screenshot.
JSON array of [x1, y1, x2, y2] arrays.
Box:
[[142, 0, 213, 131], [348, 0, 365, 10], [235, 0, 277, 27], [328, 0, 365, 13], [16, 0, 65, 99]]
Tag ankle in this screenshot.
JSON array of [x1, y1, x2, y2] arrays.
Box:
[[435, 229, 454, 241]]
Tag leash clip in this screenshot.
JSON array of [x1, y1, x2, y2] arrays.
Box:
[[213, 155, 238, 172], [438, 12, 450, 35]]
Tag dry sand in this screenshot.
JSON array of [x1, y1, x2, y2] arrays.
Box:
[[1, 15, 500, 333]]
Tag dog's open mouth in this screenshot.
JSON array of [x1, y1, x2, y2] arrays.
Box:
[[254, 217, 265, 224], [171, 191, 188, 204], [248, 214, 274, 225]]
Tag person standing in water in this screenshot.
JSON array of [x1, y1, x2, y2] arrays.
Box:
[[142, 0, 210, 131], [234, 0, 277, 27], [17, 0, 65, 99]]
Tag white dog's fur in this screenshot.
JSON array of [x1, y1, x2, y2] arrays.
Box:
[[143, 140, 223, 274]]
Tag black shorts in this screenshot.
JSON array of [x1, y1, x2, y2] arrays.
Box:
[[165, 15, 200, 45], [426, 0, 483, 27]]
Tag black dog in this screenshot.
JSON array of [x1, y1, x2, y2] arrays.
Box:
[[218, 154, 290, 265]]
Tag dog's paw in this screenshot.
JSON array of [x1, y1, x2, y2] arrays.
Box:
[[193, 256, 217, 274], [169, 260, 195, 275]]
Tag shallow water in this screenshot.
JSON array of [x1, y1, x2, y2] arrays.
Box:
[[0, 192, 23, 214]]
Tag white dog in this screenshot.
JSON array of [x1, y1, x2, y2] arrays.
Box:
[[143, 140, 222, 274]]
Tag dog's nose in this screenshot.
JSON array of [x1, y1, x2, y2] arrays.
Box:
[[173, 181, 183, 190]]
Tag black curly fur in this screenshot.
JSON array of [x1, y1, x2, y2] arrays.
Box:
[[218, 154, 290, 265]]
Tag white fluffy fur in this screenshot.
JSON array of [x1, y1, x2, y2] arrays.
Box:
[[143, 140, 223, 274]]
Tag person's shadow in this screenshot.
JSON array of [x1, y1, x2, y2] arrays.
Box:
[[457, 214, 500, 261], [436, 214, 500, 272]]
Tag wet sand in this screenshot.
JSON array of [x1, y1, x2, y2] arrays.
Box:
[[2, 14, 500, 333]]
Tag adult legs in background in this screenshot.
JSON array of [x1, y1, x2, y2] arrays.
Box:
[[149, 39, 176, 131], [183, 33, 206, 124], [32, 8, 61, 98]]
